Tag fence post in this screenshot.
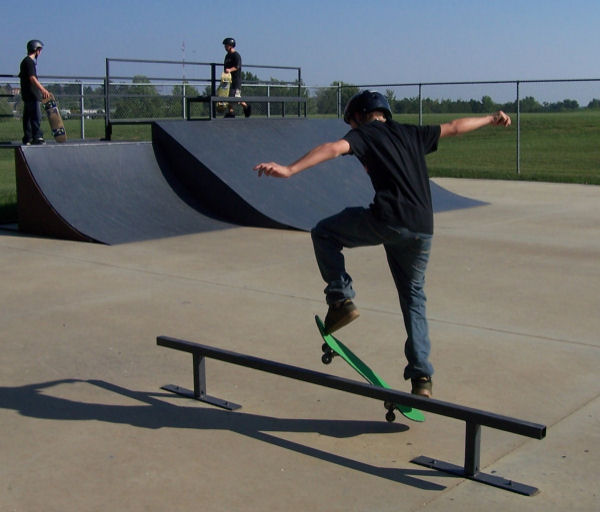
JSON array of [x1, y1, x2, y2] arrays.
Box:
[[182, 82, 186, 120], [418, 83, 423, 125], [297, 67, 302, 117], [79, 82, 85, 140], [210, 64, 217, 119], [104, 59, 111, 141], [516, 81, 521, 175]]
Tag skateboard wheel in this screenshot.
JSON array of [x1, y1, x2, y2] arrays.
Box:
[[385, 410, 396, 423], [321, 352, 333, 365], [321, 343, 329, 353], [384, 401, 393, 410]]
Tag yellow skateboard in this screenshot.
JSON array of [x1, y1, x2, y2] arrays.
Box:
[[216, 72, 232, 113], [42, 94, 67, 142]]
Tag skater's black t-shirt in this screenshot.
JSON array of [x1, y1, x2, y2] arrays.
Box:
[[224, 51, 242, 90], [19, 56, 40, 101], [343, 120, 440, 234]]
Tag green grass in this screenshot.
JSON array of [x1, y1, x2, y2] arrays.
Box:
[[0, 118, 152, 143], [423, 111, 600, 184], [1, 112, 599, 223]]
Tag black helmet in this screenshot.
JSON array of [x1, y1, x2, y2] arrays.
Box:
[[343, 90, 392, 124], [27, 40, 44, 53], [222, 37, 236, 47]]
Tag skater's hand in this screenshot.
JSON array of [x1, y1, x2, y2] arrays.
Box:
[[253, 162, 292, 178], [254, 140, 349, 178], [491, 110, 511, 127]]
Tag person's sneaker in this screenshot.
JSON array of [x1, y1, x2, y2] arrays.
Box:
[[324, 299, 359, 334], [243, 104, 252, 118], [411, 376, 432, 398], [32, 138, 46, 145]]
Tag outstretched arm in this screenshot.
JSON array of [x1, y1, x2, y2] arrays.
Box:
[[254, 139, 351, 178], [440, 110, 511, 138]]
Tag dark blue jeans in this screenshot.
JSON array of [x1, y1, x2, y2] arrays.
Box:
[[311, 207, 434, 380], [22, 100, 43, 143]]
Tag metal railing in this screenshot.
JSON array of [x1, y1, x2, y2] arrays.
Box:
[[0, 74, 107, 141], [2, 71, 598, 182], [332, 78, 600, 175], [103, 58, 305, 139], [157, 335, 546, 496]]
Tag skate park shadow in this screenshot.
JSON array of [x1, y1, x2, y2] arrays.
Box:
[[1, 378, 445, 491]]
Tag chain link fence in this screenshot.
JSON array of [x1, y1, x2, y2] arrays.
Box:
[[1, 67, 599, 181], [103, 59, 306, 138]]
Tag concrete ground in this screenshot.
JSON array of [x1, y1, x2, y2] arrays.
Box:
[[1, 178, 598, 512]]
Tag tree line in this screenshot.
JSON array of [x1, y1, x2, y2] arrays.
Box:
[[387, 93, 599, 114], [315, 82, 600, 115]]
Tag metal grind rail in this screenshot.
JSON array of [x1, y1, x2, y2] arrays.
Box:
[[157, 335, 546, 496]]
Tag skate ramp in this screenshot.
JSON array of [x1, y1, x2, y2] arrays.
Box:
[[15, 119, 485, 244], [15, 142, 232, 244]]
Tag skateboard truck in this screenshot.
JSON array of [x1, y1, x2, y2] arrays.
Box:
[[322, 342, 399, 423], [321, 343, 337, 364]]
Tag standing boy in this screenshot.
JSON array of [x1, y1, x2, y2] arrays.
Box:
[[254, 90, 511, 397], [222, 37, 251, 118], [19, 39, 50, 145]]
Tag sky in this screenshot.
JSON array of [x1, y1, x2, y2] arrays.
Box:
[[2, 0, 599, 103]]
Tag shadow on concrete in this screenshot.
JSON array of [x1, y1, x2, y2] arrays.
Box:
[[1, 378, 446, 491]]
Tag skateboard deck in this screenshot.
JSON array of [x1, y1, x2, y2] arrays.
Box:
[[315, 315, 425, 423], [42, 95, 67, 142], [216, 72, 232, 113]]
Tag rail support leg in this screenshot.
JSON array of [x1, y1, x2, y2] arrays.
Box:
[[464, 421, 481, 476], [411, 421, 539, 496], [161, 353, 241, 411]]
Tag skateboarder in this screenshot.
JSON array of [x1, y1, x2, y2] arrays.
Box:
[[254, 90, 511, 397], [19, 39, 51, 145], [222, 37, 251, 118]]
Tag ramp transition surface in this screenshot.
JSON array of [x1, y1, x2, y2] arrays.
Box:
[[154, 119, 486, 231]]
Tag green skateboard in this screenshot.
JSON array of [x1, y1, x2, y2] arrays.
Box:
[[315, 315, 425, 423]]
